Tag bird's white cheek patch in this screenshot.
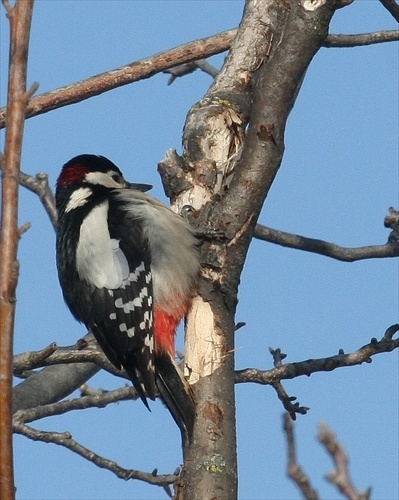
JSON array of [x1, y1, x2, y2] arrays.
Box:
[[65, 187, 93, 213]]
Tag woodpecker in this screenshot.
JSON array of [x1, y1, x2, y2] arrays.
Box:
[[55, 154, 198, 441]]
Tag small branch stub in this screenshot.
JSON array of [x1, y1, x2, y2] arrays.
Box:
[[301, 0, 328, 11]]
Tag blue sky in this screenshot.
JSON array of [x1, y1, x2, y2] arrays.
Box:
[[1, 1, 398, 499]]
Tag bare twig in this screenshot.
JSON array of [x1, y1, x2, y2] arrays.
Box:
[[18, 171, 57, 228], [13, 338, 125, 378], [0, 29, 237, 129], [272, 381, 309, 420], [284, 417, 371, 500], [379, 0, 399, 22], [14, 385, 139, 423], [13, 342, 58, 371], [18, 221, 31, 236], [269, 348, 308, 419], [318, 422, 371, 500], [13, 420, 179, 489], [253, 221, 399, 262], [235, 324, 399, 385], [12, 332, 101, 412], [283, 414, 320, 500], [0, 1, 34, 498], [324, 30, 399, 47], [80, 383, 108, 397]]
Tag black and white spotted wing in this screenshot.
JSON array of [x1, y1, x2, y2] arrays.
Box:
[[83, 196, 156, 405]]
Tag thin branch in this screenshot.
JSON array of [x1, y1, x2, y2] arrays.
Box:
[[283, 414, 320, 500], [269, 348, 309, 419], [2, 0, 12, 15], [12, 335, 144, 413], [18, 170, 57, 228], [14, 388, 176, 491], [13, 342, 58, 371], [0, 1, 34, 498], [12, 333, 101, 413], [13, 338, 125, 379], [379, 0, 399, 22], [253, 222, 399, 262], [272, 381, 309, 420], [14, 385, 138, 423], [0, 29, 237, 129], [324, 30, 399, 47], [235, 324, 399, 385], [13, 420, 179, 489], [318, 422, 371, 500]]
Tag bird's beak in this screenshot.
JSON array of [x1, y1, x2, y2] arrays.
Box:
[[126, 181, 153, 192]]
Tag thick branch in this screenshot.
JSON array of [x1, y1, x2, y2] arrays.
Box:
[[1, 27, 396, 129], [235, 325, 399, 385], [13, 363, 100, 413], [0, 29, 236, 129], [0, 2, 34, 498], [253, 223, 399, 262]]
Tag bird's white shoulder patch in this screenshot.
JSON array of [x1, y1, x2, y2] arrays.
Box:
[[76, 201, 129, 289]]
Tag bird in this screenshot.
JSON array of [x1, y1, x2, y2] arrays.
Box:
[[55, 154, 199, 442]]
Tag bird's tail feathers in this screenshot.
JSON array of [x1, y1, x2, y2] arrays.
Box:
[[90, 324, 156, 410], [155, 352, 195, 444]]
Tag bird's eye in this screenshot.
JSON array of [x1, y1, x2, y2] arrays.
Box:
[[110, 173, 124, 184]]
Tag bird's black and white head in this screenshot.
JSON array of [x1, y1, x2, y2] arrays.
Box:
[[56, 154, 151, 215]]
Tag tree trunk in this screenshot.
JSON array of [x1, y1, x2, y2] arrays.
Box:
[[159, 1, 339, 498]]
